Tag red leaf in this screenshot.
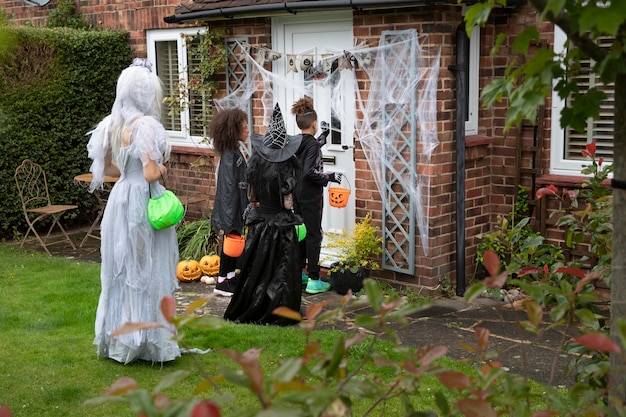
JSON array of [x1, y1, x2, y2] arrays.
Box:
[[221, 348, 265, 394], [457, 398, 498, 417], [573, 333, 621, 353], [0, 405, 12, 417], [153, 393, 171, 410], [555, 267, 586, 279], [437, 371, 471, 390], [161, 296, 177, 324], [305, 300, 329, 321], [105, 377, 138, 396], [599, 157, 604, 166], [586, 141, 596, 157], [272, 306, 302, 322], [191, 401, 222, 417], [414, 345, 448, 368], [475, 327, 490, 352], [480, 360, 501, 375], [110, 322, 163, 338], [532, 411, 559, 417], [482, 250, 500, 277], [519, 266, 542, 277], [483, 271, 507, 289], [575, 269, 604, 294], [536, 186, 557, 199]]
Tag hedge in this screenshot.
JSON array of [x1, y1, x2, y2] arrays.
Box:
[[0, 26, 131, 239]]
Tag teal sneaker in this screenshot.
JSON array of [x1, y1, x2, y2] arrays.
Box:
[[305, 279, 330, 294], [301, 272, 309, 284]]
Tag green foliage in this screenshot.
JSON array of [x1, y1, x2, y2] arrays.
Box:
[[164, 28, 227, 142], [47, 0, 91, 30], [537, 142, 613, 285], [0, 26, 131, 239], [377, 280, 433, 304], [438, 276, 456, 298], [476, 186, 564, 280], [467, 250, 620, 398], [176, 216, 218, 260], [323, 212, 383, 273], [466, 0, 626, 133], [91, 275, 626, 417]]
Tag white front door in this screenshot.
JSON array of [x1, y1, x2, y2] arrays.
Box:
[[273, 13, 355, 266]]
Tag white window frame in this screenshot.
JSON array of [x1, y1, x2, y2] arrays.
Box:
[[550, 27, 614, 175], [465, 25, 479, 135], [147, 27, 206, 148], [550, 27, 583, 174]]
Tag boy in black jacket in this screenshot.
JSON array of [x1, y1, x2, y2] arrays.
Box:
[[292, 97, 342, 294]]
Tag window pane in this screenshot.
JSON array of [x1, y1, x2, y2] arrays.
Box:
[[155, 40, 181, 131], [564, 37, 613, 162], [187, 36, 208, 138]]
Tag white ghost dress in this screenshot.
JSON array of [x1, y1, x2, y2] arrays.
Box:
[[89, 116, 180, 364]]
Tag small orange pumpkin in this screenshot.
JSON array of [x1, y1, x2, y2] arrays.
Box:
[[199, 254, 220, 276], [177, 259, 202, 282]]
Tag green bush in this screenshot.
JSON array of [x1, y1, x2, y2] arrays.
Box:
[[0, 25, 131, 239], [476, 186, 564, 282]]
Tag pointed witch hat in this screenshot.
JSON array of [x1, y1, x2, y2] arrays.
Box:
[[251, 103, 302, 162]]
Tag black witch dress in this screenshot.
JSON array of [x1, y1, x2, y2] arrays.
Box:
[[223, 152, 304, 325]]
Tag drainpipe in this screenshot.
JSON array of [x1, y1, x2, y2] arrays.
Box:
[[448, 23, 468, 296]]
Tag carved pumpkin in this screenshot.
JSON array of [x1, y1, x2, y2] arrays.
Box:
[[199, 254, 220, 276], [177, 259, 202, 282]]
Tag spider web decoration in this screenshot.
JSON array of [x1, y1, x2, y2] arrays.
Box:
[[215, 30, 440, 260]]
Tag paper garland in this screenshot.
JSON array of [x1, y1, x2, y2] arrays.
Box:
[[234, 41, 371, 75]]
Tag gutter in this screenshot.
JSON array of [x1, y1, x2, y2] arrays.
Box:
[[165, 0, 468, 24], [165, 0, 524, 24]]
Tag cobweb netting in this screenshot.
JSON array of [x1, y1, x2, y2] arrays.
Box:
[[215, 31, 440, 255]]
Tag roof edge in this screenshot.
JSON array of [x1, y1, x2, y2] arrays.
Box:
[[164, 0, 522, 25]]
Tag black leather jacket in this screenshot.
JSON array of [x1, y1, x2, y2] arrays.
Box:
[[211, 148, 248, 234]]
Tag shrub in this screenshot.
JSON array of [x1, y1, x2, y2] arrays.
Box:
[[0, 25, 131, 238]]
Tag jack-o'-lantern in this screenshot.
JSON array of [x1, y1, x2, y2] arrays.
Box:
[[199, 254, 220, 276], [177, 259, 202, 282]]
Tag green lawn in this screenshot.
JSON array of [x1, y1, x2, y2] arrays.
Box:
[[0, 244, 560, 417]]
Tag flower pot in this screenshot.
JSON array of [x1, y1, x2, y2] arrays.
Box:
[[329, 267, 370, 295]]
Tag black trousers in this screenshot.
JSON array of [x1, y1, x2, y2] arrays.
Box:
[[298, 196, 323, 279]]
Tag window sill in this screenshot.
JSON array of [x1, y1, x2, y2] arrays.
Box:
[[536, 174, 610, 188], [465, 135, 496, 147], [172, 145, 214, 156]]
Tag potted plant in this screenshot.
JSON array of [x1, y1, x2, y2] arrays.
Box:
[[323, 212, 383, 295]]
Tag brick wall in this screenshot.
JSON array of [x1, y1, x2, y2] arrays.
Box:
[[5, 0, 184, 57], [6, 0, 559, 293]]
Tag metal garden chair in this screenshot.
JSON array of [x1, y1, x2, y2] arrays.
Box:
[[14, 159, 78, 255]]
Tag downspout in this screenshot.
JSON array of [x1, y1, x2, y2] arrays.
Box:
[[448, 23, 468, 296]]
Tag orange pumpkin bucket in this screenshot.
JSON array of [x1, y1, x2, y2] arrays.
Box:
[[328, 176, 351, 208], [223, 234, 245, 257]]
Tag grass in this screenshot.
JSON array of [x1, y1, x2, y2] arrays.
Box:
[[0, 244, 558, 417]]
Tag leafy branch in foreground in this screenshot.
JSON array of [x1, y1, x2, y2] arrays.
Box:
[[84, 265, 626, 417]]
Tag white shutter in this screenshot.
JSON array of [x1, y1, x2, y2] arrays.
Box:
[[564, 37, 614, 162]]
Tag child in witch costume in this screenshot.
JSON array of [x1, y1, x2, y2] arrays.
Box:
[[291, 97, 342, 294], [207, 108, 249, 296], [223, 103, 304, 325]]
